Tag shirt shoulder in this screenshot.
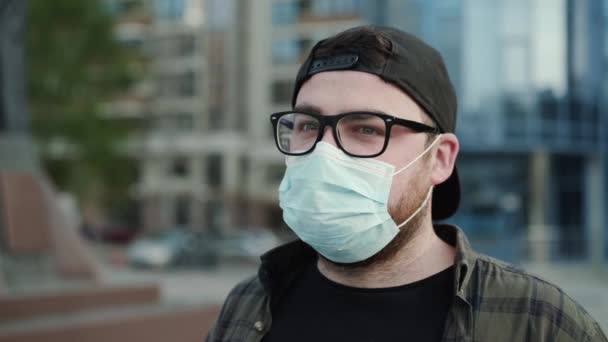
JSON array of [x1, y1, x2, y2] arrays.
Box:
[[470, 255, 607, 342], [221, 274, 266, 313], [205, 275, 268, 342]]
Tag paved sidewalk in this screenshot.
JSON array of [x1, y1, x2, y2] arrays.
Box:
[[103, 262, 259, 305], [522, 262, 608, 333]]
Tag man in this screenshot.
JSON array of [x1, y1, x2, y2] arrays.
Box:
[[206, 25, 607, 342]]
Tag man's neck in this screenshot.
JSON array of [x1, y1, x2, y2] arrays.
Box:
[[316, 220, 456, 288]]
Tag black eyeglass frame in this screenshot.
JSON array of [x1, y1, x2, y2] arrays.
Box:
[[270, 110, 441, 158]]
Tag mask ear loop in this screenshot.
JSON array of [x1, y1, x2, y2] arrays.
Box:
[[396, 186, 434, 229], [393, 134, 442, 176]]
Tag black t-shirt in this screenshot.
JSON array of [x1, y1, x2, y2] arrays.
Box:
[[263, 261, 454, 342]]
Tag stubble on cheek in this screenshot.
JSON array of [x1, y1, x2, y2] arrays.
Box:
[[322, 165, 432, 271]]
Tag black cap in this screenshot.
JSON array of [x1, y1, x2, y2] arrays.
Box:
[[291, 25, 460, 220]]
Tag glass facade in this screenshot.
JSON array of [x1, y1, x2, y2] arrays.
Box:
[[379, 0, 607, 261]]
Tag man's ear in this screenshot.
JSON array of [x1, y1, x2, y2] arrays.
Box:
[[431, 134, 459, 185]]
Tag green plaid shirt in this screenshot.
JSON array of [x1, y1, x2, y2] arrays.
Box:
[[206, 224, 607, 342]]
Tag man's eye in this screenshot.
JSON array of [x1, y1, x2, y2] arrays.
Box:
[[298, 122, 319, 132], [355, 126, 382, 136]]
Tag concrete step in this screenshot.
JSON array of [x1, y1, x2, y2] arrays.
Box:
[[0, 302, 220, 342], [0, 283, 160, 321]]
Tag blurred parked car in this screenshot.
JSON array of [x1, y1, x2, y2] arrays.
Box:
[[80, 222, 140, 245], [127, 230, 217, 269], [127, 229, 282, 269], [99, 223, 140, 245], [216, 230, 281, 260]]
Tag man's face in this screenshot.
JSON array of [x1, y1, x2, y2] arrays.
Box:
[[294, 70, 434, 223]]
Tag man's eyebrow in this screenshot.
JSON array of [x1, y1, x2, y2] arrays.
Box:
[[342, 113, 380, 120], [354, 108, 390, 116], [293, 104, 391, 116]]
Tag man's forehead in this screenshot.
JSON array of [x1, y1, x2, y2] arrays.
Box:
[[294, 71, 425, 121]]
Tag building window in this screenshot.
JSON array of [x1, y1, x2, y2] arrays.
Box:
[[503, 95, 528, 141], [116, 35, 144, 50], [206, 154, 223, 188], [178, 71, 195, 97], [272, 80, 293, 105], [208, 107, 224, 130], [170, 157, 189, 177], [311, 0, 361, 17], [311, 0, 329, 15], [174, 196, 190, 227], [272, 2, 298, 25], [175, 113, 194, 131], [272, 40, 299, 64], [298, 0, 313, 15], [554, 155, 585, 259], [204, 199, 224, 233], [178, 35, 196, 56], [154, 0, 184, 20], [157, 75, 169, 97], [107, 0, 143, 16], [157, 71, 196, 97], [239, 156, 250, 181], [153, 37, 167, 57]]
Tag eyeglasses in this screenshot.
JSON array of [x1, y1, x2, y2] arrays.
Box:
[[270, 110, 439, 158]]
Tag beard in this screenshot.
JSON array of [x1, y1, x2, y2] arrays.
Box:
[[318, 168, 432, 271]]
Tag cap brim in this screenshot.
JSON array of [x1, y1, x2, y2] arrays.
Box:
[[431, 166, 460, 220]]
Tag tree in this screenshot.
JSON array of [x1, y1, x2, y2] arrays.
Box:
[[26, 0, 140, 224]]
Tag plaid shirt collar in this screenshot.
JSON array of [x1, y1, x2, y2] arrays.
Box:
[[258, 224, 478, 307]]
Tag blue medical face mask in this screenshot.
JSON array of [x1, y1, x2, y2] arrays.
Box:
[[278, 136, 441, 263]]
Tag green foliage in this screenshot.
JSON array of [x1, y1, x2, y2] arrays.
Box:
[[26, 0, 140, 204]]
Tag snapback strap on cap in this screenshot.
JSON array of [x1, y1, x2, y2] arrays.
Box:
[[308, 54, 359, 76]]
